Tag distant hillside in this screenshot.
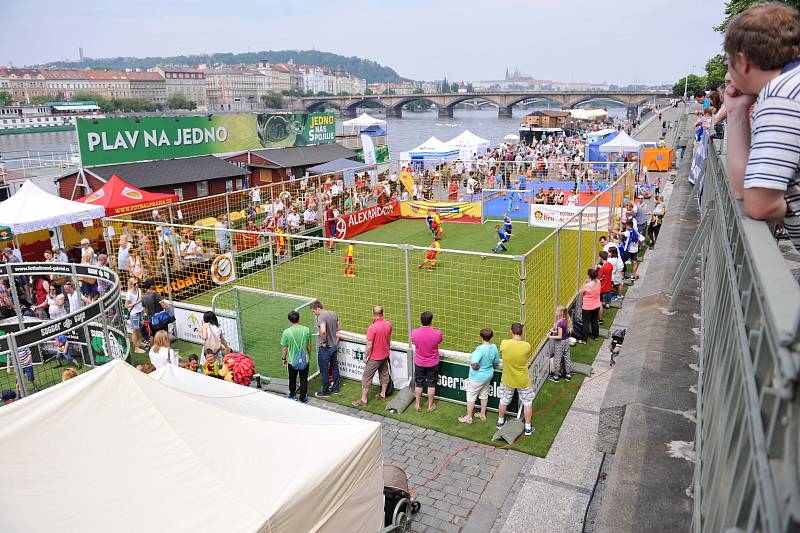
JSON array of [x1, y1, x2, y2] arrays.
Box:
[[41, 50, 405, 83]]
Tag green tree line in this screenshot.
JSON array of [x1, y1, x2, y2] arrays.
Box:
[[41, 50, 404, 84]]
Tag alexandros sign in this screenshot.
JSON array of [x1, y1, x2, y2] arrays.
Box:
[[329, 202, 400, 240], [77, 112, 336, 166]]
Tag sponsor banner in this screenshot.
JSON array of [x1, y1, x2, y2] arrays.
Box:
[[110, 198, 175, 216], [235, 245, 275, 278], [327, 202, 400, 240], [337, 337, 410, 389], [353, 145, 390, 164], [528, 204, 611, 229], [290, 227, 324, 255], [399, 200, 482, 223], [152, 259, 214, 301], [0, 322, 128, 364], [172, 303, 241, 352], [77, 112, 335, 166], [434, 360, 516, 411], [210, 253, 236, 285]]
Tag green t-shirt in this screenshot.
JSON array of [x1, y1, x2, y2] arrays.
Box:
[[280, 325, 312, 365], [499, 339, 532, 388]]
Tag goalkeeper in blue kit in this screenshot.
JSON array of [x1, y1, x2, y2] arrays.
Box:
[[494, 225, 509, 253]]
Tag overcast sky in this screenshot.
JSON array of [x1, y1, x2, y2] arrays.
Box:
[[4, 0, 726, 84]]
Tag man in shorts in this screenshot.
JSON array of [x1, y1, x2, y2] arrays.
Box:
[[352, 306, 392, 407], [411, 311, 443, 412], [497, 323, 534, 436]]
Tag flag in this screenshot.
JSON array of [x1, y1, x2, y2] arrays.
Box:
[[399, 167, 415, 194], [361, 133, 378, 187]]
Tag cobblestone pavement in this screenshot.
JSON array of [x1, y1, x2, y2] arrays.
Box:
[[309, 398, 525, 533]]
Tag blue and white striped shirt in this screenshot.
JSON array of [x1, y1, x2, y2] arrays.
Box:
[[744, 63, 800, 252]]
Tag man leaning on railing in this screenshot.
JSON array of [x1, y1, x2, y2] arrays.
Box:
[[723, 2, 800, 254]]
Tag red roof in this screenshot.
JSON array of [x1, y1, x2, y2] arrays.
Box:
[[76, 175, 178, 216]]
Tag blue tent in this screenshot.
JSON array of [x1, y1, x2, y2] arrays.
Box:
[[587, 130, 619, 171]]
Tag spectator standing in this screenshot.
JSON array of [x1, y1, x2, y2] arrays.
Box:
[[48, 294, 66, 319], [411, 311, 444, 413], [117, 235, 131, 272], [303, 206, 317, 228], [287, 207, 301, 233], [125, 277, 145, 353], [648, 196, 666, 249], [310, 300, 341, 397], [496, 323, 535, 436], [325, 204, 337, 253], [459, 328, 500, 424], [141, 279, 170, 334], [148, 330, 177, 369], [199, 311, 229, 363], [32, 275, 51, 319], [723, 3, 800, 252], [597, 251, 614, 318], [547, 306, 573, 382], [353, 306, 393, 407], [214, 215, 230, 253], [608, 247, 625, 302], [6, 346, 39, 393], [281, 310, 313, 403], [52, 246, 68, 263], [62, 282, 82, 313], [129, 247, 144, 280], [580, 269, 602, 342]]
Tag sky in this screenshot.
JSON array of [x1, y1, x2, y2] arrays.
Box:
[[3, 0, 726, 85]]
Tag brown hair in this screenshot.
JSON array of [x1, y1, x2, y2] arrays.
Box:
[[61, 369, 78, 382], [724, 2, 800, 71]]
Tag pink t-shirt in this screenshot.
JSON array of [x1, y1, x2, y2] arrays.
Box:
[[581, 283, 602, 310], [411, 326, 444, 367], [366, 318, 392, 360]]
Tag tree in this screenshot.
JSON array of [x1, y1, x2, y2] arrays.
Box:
[[672, 74, 707, 97], [260, 92, 284, 109], [28, 94, 60, 105], [0, 91, 12, 105], [704, 54, 727, 91], [364, 88, 374, 95], [167, 92, 197, 110], [715, 0, 800, 31]]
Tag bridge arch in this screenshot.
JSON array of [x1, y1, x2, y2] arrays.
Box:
[[568, 96, 629, 109], [305, 99, 342, 113]]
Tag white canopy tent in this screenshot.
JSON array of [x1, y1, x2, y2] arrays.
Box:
[[0, 179, 105, 235], [570, 108, 609, 121], [342, 113, 387, 133], [407, 136, 460, 169], [445, 130, 491, 168], [0, 361, 384, 533], [598, 130, 643, 154]]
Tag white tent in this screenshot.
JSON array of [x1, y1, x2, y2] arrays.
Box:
[[342, 113, 387, 133], [445, 130, 491, 161], [598, 130, 643, 154], [0, 179, 105, 234], [408, 136, 460, 169], [570, 108, 609, 121], [0, 361, 384, 533]]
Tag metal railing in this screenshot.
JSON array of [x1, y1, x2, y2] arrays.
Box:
[[688, 138, 800, 531]]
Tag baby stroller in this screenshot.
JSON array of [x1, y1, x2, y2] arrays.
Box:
[[380, 465, 420, 532]]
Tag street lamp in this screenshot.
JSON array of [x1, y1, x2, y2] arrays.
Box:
[[683, 65, 696, 99]]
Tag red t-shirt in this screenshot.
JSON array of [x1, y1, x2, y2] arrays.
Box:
[[598, 262, 614, 293], [366, 318, 393, 360]]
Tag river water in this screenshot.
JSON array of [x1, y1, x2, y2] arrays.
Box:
[[0, 107, 627, 167]]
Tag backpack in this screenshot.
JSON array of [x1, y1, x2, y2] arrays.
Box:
[[149, 309, 174, 328], [290, 328, 309, 370]]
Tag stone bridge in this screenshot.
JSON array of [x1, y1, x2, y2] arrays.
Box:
[[292, 91, 669, 118]]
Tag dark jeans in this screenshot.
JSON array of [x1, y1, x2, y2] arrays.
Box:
[[288, 363, 309, 401], [318, 345, 340, 393], [582, 308, 600, 340]]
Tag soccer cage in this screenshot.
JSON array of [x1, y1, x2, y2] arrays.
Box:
[[102, 161, 635, 398], [0, 262, 128, 397]]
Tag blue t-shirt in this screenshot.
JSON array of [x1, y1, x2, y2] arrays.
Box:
[[518, 176, 527, 190], [497, 229, 509, 242], [469, 343, 500, 382], [503, 216, 512, 232]]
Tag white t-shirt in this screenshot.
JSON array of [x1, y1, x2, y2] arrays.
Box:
[[303, 209, 316, 223], [466, 177, 476, 194], [609, 256, 625, 284], [126, 289, 143, 315], [149, 347, 177, 369], [180, 240, 199, 259], [287, 213, 300, 230], [66, 291, 82, 313]]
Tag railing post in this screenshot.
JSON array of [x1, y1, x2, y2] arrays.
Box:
[[403, 245, 414, 382], [576, 212, 583, 294], [4, 264, 28, 398], [159, 224, 174, 307], [519, 254, 527, 324], [268, 231, 277, 292]]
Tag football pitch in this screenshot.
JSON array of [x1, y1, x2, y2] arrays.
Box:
[[187, 219, 554, 379]]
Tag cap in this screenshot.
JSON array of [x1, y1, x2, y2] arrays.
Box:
[[56, 335, 67, 345], [1, 389, 17, 401]]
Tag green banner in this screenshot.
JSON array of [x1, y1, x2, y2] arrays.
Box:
[[435, 360, 517, 411], [353, 144, 390, 164], [77, 112, 336, 166]]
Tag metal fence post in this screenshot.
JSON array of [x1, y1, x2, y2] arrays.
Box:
[[554, 229, 561, 307], [224, 193, 232, 224], [593, 196, 600, 259], [234, 288, 245, 353], [576, 212, 583, 294], [69, 263, 91, 367], [268, 232, 277, 292], [95, 298, 111, 367], [6, 335, 27, 398], [403, 245, 414, 382], [519, 254, 527, 324], [159, 224, 175, 307]]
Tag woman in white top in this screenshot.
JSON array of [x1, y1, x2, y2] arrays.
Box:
[[128, 248, 144, 280], [49, 294, 67, 319], [125, 277, 145, 354], [199, 311, 228, 363], [148, 330, 177, 369]]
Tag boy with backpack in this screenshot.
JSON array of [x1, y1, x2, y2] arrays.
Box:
[[280, 310, 313, 403]]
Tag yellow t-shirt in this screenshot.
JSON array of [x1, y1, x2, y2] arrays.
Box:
[[345, 245, 354, 258], [499, 339, 532, 388]]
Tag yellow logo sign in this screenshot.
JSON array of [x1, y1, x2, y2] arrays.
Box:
[[121, 186, 143, 200]]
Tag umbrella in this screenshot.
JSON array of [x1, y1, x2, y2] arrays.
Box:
[[504, 134, 520, 141]]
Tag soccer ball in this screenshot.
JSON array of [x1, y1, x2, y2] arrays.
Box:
[[569, 337, 577, 347], [515, 205, 520, 211], [480, 255, 487, 260]]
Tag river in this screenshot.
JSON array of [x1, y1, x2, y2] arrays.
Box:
[[0, 107, 627, 168]]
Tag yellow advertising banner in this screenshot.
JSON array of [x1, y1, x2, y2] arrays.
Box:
[[399, 200, 482, 223], [399, 168, 415, 194]]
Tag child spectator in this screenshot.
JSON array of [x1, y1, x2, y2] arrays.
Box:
[[459, 328, 500, 424], [548, 306, 573, 382], [6, 346, 39, 393], [61, 368, 78, 382], [597, 251, 614, 318], [186, 354, 202, 373]]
